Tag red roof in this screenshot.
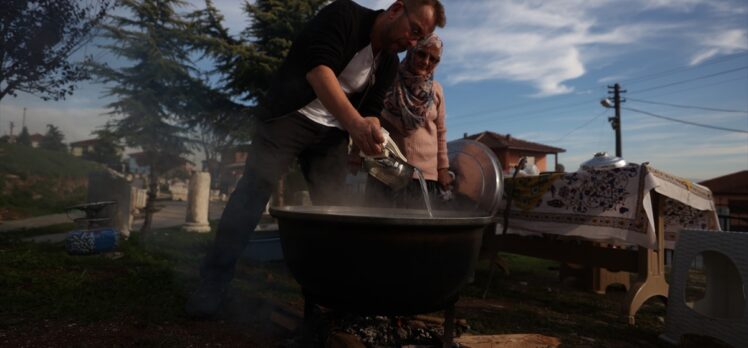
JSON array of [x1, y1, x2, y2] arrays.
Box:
[[699, 171, 748, 195], [30, 133, 44, 142], [465, 131, 566, 153], [128, 152, 195, 166], [69, 138, 100, 147]]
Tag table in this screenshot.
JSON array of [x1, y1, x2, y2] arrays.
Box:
[[501, 163, 718, 249], [482, 163, 720, 324]]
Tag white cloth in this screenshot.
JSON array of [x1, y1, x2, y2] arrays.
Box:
[[497, 164, 719, 249], [299, 44, 377, 129]]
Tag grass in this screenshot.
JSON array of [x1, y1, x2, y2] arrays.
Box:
[[0, 143, 103, 178], [1, 223, 77, 240], [0, 224, 731, 347], [463, 254, 663, 346], [0, 221, 297, 325], [0, 143, 104, 219], [0, 227, 189, 325]]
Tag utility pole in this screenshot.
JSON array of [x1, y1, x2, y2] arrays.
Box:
[[22, 107, 27, 128], [607, 83, 626, 157]]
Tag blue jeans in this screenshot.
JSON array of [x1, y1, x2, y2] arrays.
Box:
[[200, 112, 348, 284]]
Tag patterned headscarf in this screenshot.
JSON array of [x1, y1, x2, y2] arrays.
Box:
[[383, 33, 443, 132]]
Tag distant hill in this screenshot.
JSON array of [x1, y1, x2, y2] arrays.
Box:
[[0, 143, 105, 220], [0, 143, 103, 178]]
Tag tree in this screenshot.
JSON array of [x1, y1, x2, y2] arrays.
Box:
[[84, 127, 123, 168], [40, 124, 67, 152], [189, 0, 328, 139], [193, 124, 237, 189], [231, 0, 329, 105], [0, 0, 114, 102], [17, 126, 31, 146], [90, 0, 198, 233]]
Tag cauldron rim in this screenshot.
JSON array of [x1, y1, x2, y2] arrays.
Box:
[[270, 205, 495, 227]]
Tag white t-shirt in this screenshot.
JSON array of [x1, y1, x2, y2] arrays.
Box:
[[298, 44, 377, 129]]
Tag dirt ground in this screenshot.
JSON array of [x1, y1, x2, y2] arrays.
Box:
[[0, 295, 293, 347], [0, 292, 729, 348]]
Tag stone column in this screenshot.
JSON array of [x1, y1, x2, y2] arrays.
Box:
[[182, 172, 211, 233]]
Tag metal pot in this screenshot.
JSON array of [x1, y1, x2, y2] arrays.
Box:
[[580, 152, 627, 171], [271, 205, 494, 315]]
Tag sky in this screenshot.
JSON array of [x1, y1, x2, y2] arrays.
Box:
[[1, 0, 746, 181]]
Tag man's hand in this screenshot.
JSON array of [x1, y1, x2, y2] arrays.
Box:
[[438, 168, 453, 190], [347, 116, 384, 156]]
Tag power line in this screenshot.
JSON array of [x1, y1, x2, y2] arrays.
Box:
[[621, 52, 748, 85], [449, 97, 598, 127], [628, 66, 748, 95], [622, 107, 748, 133], [449, 93, 593, 122], [626, 75, 748, 100], [447, 55, 747, 130], [551, 109, 608, 143], [627, 97, 748, 114]]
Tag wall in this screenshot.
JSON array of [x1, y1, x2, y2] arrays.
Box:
[[495, 150, 550, 173]]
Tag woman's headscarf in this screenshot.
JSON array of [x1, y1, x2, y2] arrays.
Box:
[[383, 33, 443, 132]]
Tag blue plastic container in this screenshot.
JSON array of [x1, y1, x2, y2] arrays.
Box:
[[65, 227, 119, 255]]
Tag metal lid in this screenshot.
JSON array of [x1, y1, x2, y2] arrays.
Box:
[[447, 139, 504, 216], [580, 152, 627, 170]]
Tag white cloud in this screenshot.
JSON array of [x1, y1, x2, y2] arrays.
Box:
[[690, 29, 748, 65], [437, 1, 665, 96], [639, 0, 707, 11], [360, 0, 391, 10], [639, 0, 748, 14], [366, 0, 747, 96]]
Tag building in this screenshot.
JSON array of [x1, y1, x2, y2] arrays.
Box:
[[0, 135, 16, 144], [29, 133, 44, 148], [699, 171, 748, 231], [69, 139, 100, 157], [216, 144, 252, 194], [0, 133, 43, 146], [464, 131, 566, 173], [126, 152, 196, 177]]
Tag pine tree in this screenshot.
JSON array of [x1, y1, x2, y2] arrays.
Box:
[[40, 124, 67, 152], [17, 126, 31, 146], [90, 0, 197, 233], [190, 0, 328, 139], [237, 0, 329, 106], [85, 127, 123, 169]]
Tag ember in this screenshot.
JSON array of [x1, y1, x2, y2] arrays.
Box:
[[324, 314, 469, 347]]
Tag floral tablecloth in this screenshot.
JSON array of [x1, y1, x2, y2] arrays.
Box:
[[499, 164, 719, 249]]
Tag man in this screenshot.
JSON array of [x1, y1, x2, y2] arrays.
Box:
[[186, 0, 446, 318]]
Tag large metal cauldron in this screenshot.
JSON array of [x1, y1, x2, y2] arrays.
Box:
[[271, 206, 494, 315]]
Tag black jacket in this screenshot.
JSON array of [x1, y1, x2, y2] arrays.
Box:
[[263, 0, 398, 121]]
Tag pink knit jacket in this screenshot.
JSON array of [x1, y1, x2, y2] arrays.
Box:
[[380, 81, 448, 181]]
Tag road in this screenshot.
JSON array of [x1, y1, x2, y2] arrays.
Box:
[[1, 200, 227, 242], [131, 200, 227, 231]]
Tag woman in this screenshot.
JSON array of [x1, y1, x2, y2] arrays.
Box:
[[368, 33, 451, 209]]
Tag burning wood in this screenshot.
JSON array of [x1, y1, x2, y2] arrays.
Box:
[[325, 314, 469, 347]]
